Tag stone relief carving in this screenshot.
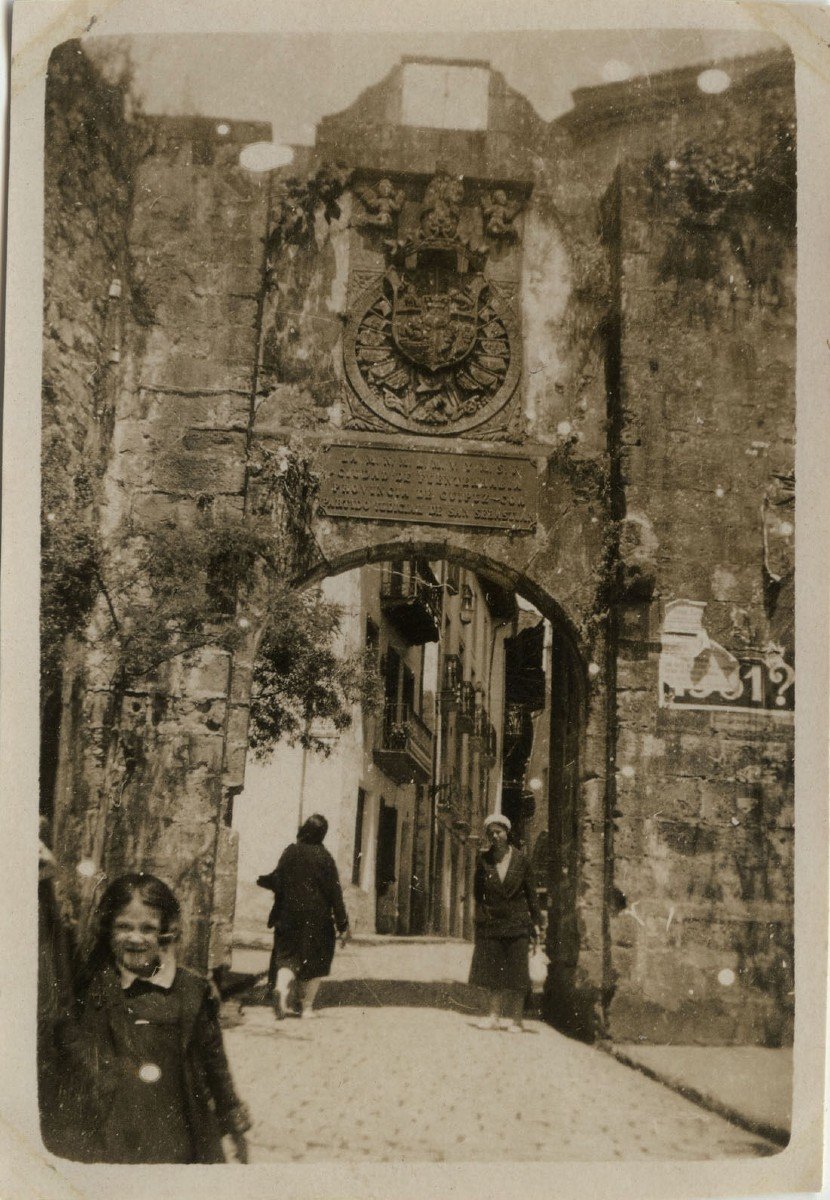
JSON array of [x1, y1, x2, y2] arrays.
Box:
[[418, 170, 465, 239], [354, 179, 406, 231], [480, 189, 521, 240], [343, 171, 521, 437]]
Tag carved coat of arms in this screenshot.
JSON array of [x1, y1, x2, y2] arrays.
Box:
[[344, 171, 521, 436]]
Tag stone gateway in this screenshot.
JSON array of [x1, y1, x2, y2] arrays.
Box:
[[42, 43, 795, 1048]]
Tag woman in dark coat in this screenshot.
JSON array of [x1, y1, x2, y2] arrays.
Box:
[[58, 874, 250, 1163], [257, 814, 351, 1019], [469, 812, 542, 1033]]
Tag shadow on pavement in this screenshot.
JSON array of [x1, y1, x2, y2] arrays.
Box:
[[219, 969, 488, 1015]]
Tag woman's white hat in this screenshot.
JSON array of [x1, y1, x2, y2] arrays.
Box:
[[483, 811, 511, 831]]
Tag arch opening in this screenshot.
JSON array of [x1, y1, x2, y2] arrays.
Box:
[[231, 542, 599, 1035]]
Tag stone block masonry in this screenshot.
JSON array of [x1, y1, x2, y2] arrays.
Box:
[[600, 70, 795, 1042], [43, 44, 794, 1047], [45, 47, 273, 970]]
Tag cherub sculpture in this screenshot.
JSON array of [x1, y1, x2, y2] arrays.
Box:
[[480, 189, 520, 240], [357, 179, 405, 230], [420, 171, 464, 239]]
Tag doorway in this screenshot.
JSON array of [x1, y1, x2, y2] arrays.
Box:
[[375, 798, 398, 934]]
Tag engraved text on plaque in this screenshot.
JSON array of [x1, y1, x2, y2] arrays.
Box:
[[318, 446, 537, 532]]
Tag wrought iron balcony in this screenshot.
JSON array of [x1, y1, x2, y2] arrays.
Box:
[[477, 717, 498, 767], [380, 560, 442, 645], [457, 681, 477, 733], [434, 777, 461, 817], [504, 701, 532, 742], [441, 654, 462, 707], [472, 703, 488, 742], [373, 700, 434, 785]]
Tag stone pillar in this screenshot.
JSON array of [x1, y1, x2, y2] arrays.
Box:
[[604, 157, 795, 1044], [53, 115, 272, 970]]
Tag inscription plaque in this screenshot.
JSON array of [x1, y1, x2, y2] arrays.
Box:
[[318, 446, 537, 532]]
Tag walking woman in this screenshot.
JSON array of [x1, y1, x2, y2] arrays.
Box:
[[258, 814, 351, 1020], [469, 812, 542, 1033], [59, 873, 250, 1163]]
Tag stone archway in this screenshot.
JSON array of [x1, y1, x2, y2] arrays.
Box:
[[229, 535, 607, 1038]]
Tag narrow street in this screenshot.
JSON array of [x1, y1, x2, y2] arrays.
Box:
[[224, 942, 780, 1163]]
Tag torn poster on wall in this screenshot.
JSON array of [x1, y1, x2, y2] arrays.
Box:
[[658, 600, 794, 713]]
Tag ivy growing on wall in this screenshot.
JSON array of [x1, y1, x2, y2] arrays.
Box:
[[41, 431, 104, 696], [645, 119, 796, 293], [47, 39, 154, 326], [264, 163, 352, 275], [42, 441, 378, 759]]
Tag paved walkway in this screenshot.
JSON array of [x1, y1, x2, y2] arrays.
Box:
[[225, 937, 788, 1162], [223, 1004, 779, 1162], [606, 1044, 792, 1145]]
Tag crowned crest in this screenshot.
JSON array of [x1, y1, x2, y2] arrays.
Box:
[[343, 171, 521, 437], [390, 264, 485, 373]]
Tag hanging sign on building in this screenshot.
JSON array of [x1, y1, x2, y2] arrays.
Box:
[[658, 600, 794, 713], [317, 444, 537, 532]]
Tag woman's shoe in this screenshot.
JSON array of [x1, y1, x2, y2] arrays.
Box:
[[301, 1008, 317, 1020], [474, 1016, 499, 1030], [506, 1022, 524, 1034]]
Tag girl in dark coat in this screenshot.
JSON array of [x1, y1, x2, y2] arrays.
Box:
[[469, 812, 542, 1033], [257, 814, 351, 1020], [59, 874, 250, 1163]]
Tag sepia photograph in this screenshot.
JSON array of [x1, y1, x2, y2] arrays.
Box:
[[2, 2, 829, 1197]]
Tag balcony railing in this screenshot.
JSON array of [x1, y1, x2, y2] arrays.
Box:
[[504, 701, 531, 741], [373, 700, 434, 785], [475, 714, 498, 767], [441, 654, 462, 707], [380, 560, 442, 645], [457, 681, 477, 733], [435, 777, 461, 817]]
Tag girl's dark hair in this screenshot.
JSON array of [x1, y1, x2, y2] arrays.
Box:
[[297, 814, 328, 845], [81, 873, 180, 981]]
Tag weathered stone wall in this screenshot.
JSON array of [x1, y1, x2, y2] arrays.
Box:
[[107, 113, 271, 967], [593, 62, 794, 1043], [44, 46, 794, 1044], [48, 93, 272, 966], [41, 42, 137, 812]]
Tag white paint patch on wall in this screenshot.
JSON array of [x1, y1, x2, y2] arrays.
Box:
[[519, 209, 570, 436]]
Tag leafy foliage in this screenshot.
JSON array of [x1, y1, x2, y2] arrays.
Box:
[[249, 589, 383, 759], [43, 465, 379, 758], [41, 432, 103, 690], [105, 513, 277, 680], [264, 163, 352, 274], [646, 120, 795, 232]]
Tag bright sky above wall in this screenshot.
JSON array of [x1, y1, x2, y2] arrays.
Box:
[[84, 28, 783, 148]]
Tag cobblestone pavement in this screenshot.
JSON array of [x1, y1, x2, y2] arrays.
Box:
[[223, 1004, 780, 1162]]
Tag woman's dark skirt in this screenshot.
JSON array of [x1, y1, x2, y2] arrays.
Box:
[[268, 917, 336, 986], [469, 935, 530, 994]]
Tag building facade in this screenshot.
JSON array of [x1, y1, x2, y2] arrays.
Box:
[[234, 560, 518, 941]]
